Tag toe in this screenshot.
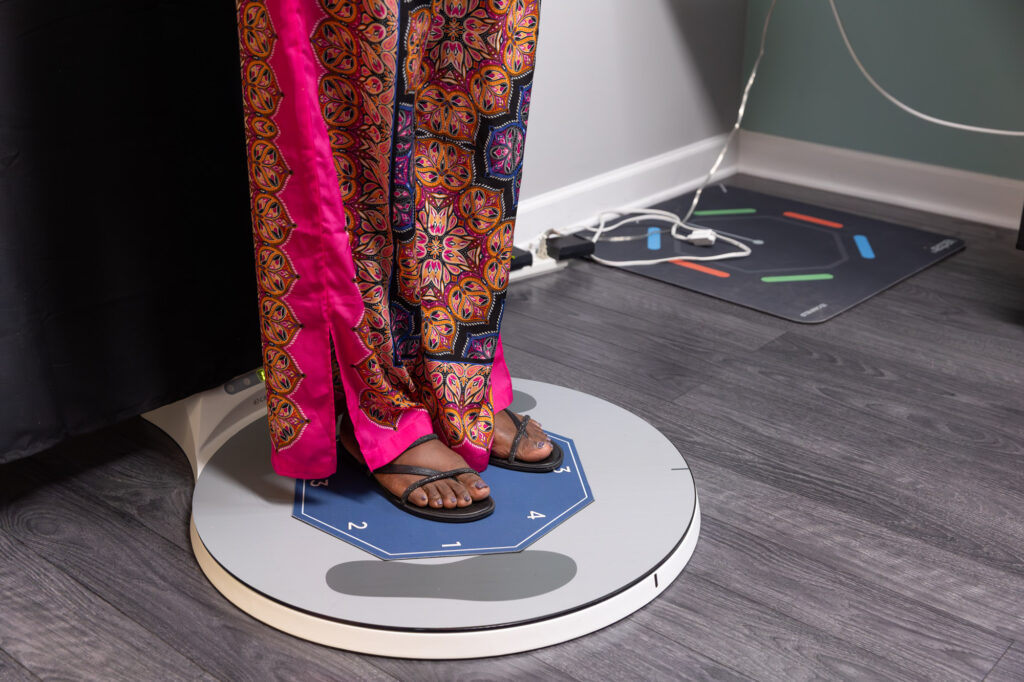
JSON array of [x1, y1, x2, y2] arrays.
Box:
[[449, 480, 473, 507], [424, 483, 444, 508], [492, 410, 552, 463], [407, 486, 430, 507], [459, 473, 490, 501], [524, 439, 554, 462], [435, 480, 459, 508], [516, 421, 553, 462]]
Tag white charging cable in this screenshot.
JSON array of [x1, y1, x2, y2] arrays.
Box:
[[583, 208, 751, 268], [581, 0, 779, 268], [830, 0, 1024, 137], [579, 0, 1022, 271]]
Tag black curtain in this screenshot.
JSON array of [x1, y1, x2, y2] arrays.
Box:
[[1, 1, 261, 462]]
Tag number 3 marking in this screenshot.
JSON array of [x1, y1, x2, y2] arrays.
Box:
[[310, 479, 329, 487], [554, 466, 571, 473]]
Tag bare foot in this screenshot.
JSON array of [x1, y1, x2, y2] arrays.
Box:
[[491, 410, 554, 464], [338, 419, 490, 509]]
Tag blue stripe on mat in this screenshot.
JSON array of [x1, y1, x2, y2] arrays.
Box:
[[854, 234, 875, 259], [647, 227, 661, 251]]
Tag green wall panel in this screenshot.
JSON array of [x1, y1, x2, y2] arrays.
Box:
[[743, 0, 1024, 180]]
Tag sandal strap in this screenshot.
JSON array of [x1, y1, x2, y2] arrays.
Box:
[[503, 408, 532, 465], [374, 434, 475, 505], [390, 467, 479, 505], [366, 435, 440, 478], [376, 463, 448, 478]]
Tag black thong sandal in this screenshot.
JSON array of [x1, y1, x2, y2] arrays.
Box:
[[489, 409, 564, 473], [371, 435, 494, 523]]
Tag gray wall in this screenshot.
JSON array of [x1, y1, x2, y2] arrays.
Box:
[[743, 0, 1024, 181], [520, 0, 749, 200]]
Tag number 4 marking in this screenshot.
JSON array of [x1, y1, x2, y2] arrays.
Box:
[[527, 510, 546, 520]]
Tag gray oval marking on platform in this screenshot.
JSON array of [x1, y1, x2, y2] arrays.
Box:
[[508, 390, 537, 413], [326, 551, 576, 601]]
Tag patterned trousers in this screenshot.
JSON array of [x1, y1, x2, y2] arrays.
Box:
[[235, 0, 540, 478]]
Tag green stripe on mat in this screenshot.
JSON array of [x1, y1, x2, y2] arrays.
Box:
[[761, 274, 835, 283], [692, 208, 757, 216]]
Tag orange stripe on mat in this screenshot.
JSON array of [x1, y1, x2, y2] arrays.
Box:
[[671, 260, 731, 278], [783, 211, 843, 228]]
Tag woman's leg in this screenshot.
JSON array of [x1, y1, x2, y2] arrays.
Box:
[[237, 0, 482, 504], [237, 0, 369, 480], [391, 0, 552, 471], [238, 0, 550, 503], [305, 0, 494, 508]]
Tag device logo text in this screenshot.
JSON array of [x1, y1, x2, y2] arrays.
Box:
[[800, 303, 828, 318]]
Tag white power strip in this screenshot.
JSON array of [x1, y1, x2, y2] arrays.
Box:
[[509, 253, 567, 282]]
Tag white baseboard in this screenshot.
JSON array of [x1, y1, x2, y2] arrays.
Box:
[[513, 129, 1022, 251], [514, 134, 737, 246], [738, 130, 1024, 230]]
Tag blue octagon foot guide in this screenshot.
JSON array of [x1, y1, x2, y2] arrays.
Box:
[[293, 432, 593, 560]]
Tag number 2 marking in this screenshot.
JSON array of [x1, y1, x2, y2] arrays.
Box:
[[347, 521, 367, 531], [527, 510, 546, 520]]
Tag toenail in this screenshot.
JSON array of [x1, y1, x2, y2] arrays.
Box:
[[463, 494, 471, 502], [474, 481, 488, 489]]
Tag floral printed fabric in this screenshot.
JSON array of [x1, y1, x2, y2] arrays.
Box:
[[236, 0, 539, 478]]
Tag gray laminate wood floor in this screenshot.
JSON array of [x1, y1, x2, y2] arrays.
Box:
[[2, 176, 1023, 681]]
